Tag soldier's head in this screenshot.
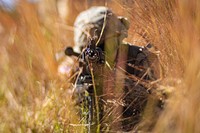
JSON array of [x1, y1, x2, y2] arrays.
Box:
[[73, 6, 130, 53]]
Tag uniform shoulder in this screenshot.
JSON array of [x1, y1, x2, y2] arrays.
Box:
[[124, 42, 159, 55], [121, 42, 159, 61], [122, 42, 144, 53]]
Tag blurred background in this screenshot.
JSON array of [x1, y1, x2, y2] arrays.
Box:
[[0, 0, 200, 132]]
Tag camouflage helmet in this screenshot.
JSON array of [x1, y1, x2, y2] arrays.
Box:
[[73, 6, 130, 53]]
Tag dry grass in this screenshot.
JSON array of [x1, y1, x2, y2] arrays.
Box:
[[128, 1, 200, 132], [0, 1, 78, 132], [0, 0, 200, 132]]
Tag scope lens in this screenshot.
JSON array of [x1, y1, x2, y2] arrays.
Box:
[[86, 49, 99, 62]]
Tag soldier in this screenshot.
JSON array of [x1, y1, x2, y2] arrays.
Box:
[[65, 6, 161, 132]]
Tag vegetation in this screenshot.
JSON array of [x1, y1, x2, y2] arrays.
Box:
[[0, 0, 200, 132]]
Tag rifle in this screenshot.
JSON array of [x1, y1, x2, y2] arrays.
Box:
[[65, 39, 105, 132]]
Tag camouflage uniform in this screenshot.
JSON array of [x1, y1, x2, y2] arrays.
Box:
[[71, 6, 160, 131]]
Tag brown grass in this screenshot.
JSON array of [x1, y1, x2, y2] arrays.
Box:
[[0, 0, 200, 132]]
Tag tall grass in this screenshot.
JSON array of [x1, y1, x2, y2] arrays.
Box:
[[152, 1, 200, 132], [0, 1, 79, 132], [127, 0, 200, 132], [0, 0, 200, 132]]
